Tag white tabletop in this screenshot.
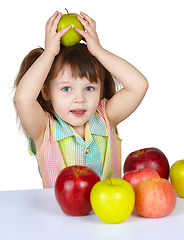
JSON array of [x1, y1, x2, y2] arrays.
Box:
[[0, 188, 184, 240]]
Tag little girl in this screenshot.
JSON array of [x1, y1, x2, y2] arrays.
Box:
[[14, 11, 148, 188]]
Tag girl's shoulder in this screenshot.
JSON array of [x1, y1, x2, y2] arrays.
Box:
[[96, 98, 118, 134], [96, 98, 112, 128], [96, 98, 107, 114]]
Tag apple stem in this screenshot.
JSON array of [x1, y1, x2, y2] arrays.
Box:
[[65, 8, 69, 16], [109, 179, 113, 186]]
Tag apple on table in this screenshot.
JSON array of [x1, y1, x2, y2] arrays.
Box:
[[57, 8, 84, 47], [90, 178, 135, 224], [55, 165, 100, 216], [123, 147, 170, 179], [123, 168, 160, 191], [135, 178, 176, 218], [170, 159, 184, 198]]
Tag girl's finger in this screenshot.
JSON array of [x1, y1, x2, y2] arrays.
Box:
[[77, 15, 92, 32], [51, 12, 62, 31], [75, 27, 87, 39], [80, 12, 95, 26], [46, 11, 59, 27], [58, 25, 71, 37]]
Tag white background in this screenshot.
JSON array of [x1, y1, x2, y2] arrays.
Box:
[[0, 0, 184, 190]]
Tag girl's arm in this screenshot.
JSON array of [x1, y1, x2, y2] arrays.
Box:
[[76, 12, 148, 127], [15, 50, 54, 145], [15, 11, 71, 147], [94, 48, 148, 127]]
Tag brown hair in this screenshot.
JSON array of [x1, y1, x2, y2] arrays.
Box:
[[14, 43, 119, 116]]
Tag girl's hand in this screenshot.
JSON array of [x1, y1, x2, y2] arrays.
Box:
[[75, 12, 102, 56], [45, 11, 71, 56]]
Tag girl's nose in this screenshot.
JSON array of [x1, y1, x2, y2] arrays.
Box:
[[73, 93, 85, 103]]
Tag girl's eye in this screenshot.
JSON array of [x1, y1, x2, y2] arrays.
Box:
[[86, 86, 94, 92], [62, 87, 71, 92]]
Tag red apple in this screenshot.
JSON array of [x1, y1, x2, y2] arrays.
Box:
[[55, 165, 100, 216], [135, 178, 176, 218], [123, 168, 160, 191], [123, 147, 170, 179]]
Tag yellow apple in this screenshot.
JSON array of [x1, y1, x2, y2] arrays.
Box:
[[90, 178, 135, 224], [170, 159, 184, 197]]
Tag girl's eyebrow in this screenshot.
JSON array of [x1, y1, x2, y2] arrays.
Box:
[[56, 81, 72, 85], [56, 80, 99, 85]]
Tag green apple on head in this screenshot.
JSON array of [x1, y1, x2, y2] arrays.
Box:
[[57, 8, 84, 47]]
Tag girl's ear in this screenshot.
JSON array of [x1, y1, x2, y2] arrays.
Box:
[[41, 85, 50, 101]]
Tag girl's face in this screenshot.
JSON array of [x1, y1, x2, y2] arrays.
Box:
[[46, 67, 101, 131]]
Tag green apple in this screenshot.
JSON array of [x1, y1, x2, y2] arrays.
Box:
[[170, 159, 184, 197], [90, 178, 135, 224], [57, 8, 84, 47]]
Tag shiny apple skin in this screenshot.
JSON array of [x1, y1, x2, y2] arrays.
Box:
[[135, 178, 176, 218], [57, 13, 84, 47], [170, 159, 184, 197], [123, 147, 170, 179], [90, 178, 135, 224], [55, 165, 100, 216], [123, 168, 160, 191]]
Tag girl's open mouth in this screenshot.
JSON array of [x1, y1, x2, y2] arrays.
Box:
[[70, 109, 86, 117]]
